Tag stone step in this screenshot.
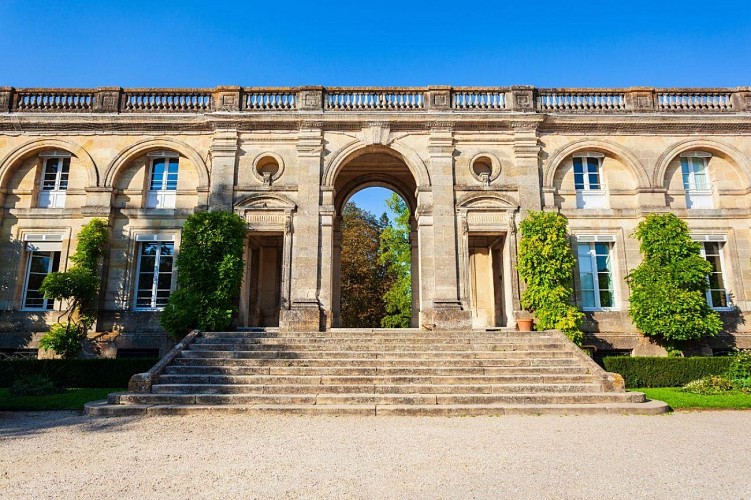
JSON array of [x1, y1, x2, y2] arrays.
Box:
[[193, 337, 565, 346], [200, 331, 553, 340], [85, 399, 670, 417], [157, 373, 595, 385], [111, 391, 645, 406], [163, 365, 589, 377], [191, 340, 567, 350], [180, 349, 576, 359], [172, 358, 581, 370], [151, 383, 603, 395]]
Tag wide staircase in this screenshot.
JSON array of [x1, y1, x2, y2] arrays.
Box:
[[86, 329, 668, 416]]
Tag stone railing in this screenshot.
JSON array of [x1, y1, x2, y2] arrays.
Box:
[[538, 90, 626, 112], [1, 86, 749, 113], [325, 89, 425, 110]]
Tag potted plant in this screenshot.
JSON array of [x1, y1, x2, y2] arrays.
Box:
[[515, 310, 534, 332]]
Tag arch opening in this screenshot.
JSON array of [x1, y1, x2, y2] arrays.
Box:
[[331, 150, 419, 328]]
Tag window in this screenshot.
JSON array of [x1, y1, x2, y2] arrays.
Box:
[[681, 153, 713, 209], [573, 154, 607, 209], [146, 153, 179, 209], [576, 240, 615, 310], [134, 240, 175, 309], [22, 250, 60, 310], [699, 241, 729, 309], [38, 156, 70, 208]]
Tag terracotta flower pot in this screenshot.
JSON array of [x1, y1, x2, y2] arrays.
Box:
[[516, 318, 533, 332]]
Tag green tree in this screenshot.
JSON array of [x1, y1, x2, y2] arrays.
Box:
[[379, 193, 412, 328], [516, 211, 584, 344], [39, 218, 109, 358], [626, 213, 722, 345], [160, 211, 246, 339], [339, 202, 394, 327]]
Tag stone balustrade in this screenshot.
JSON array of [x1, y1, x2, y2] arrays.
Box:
[[325, 89, 425, 110], [0, 86, 749, 113]]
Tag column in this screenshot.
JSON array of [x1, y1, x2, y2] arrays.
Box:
[[425, 126, 471, 330], [208, 129, 238, 210], [280, 123, 323, 331]]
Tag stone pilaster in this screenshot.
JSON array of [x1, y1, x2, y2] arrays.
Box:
[[732, 87, 751, 112], [425, 125, 471, 330], [82, 187, 115, 216], [0, 87, 13, 112], [625, 87, 656, 112], [511, 121, 542, 214], [94, 87, 121, 113], [426, 86, 451, 111], [208, 129, 238, 210], [297, 86, 324, 111], [280, 123, 324, 331], [507, 86, 535, 112], [212, 86, 241, 112]]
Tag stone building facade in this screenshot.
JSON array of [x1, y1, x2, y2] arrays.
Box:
[[0, 85, 750, 357]]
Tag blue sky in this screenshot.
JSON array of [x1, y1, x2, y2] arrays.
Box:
[[1, 0, 748, 214]]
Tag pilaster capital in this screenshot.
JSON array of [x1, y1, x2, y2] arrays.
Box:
[[210, 129, 239, 156]]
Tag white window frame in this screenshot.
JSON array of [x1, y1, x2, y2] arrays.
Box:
[[21, 235, 63, 311], [575, 235, 617, 311], [37, 152, 71, 208], [145, 151, 179, 209], [693, 235, 732, 310], [573, 153, 607, 209], [133, 235, 176, 311], [680, 152, 713, 209]]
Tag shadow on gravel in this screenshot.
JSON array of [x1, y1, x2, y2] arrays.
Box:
[[0, 411, 143, 438]]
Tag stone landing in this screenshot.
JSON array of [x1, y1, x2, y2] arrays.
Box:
[[86, 329, 668, 416]]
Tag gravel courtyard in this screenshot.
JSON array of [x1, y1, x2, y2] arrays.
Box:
[[1, 411, 750, 499]]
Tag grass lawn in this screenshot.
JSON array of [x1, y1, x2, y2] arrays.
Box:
[[0, 388, 122, 411], [633, 387, 751, 409]]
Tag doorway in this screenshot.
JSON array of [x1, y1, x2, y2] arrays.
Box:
[[245, 233, 283, 327], [468, 234, 505, 328]]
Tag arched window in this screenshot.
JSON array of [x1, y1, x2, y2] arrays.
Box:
[[573, 152, 607, 209], [146, 151, 179, 208], [37, 152, 71, 208], [680, 152, 713, 209]]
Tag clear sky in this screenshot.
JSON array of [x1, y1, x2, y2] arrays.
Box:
[[1, 0, 748, 214], [1, 0, 749, 88]]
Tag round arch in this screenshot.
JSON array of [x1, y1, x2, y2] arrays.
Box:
[[653, 138, 751, 188], [103, 138, 209, 189], [335, 174, 417, 215], [0, 138, 99, 189], [543, 138, 650, 189], [323, 141, 431, 189]]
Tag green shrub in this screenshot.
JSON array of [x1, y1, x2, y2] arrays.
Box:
[[9, 374, 57, 396], [626, 213, 722, 344], [38, 323, 85, 359], [683, 375, 734, 395], [603, 356, 733, 388], [39, 218, 109, 358], [516, 211, 584, 344], [0, 359, 157, 388], [727, 350, 751, 389], [160, 211, 246, 339]]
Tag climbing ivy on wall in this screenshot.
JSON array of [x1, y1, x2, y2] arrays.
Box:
[[626, 213, 722, 345], [516, 211, 584, 345], [160, 210, 247, 339], [39, 218, 109, 358]]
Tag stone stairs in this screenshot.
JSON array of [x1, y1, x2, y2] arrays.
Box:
[[85, 329, 668, 416]]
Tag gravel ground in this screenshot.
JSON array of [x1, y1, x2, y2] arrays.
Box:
[[1, 411, 750, 499]]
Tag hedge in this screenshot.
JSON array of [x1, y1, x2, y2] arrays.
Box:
[[0, 358, 157, 388], [603, 357, 734, 388]]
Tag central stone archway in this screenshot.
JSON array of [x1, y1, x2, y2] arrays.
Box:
[[327, 148, 420, 327]]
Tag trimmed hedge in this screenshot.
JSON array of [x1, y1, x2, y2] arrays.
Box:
[[0, 358, 157, 388], [603, 356, 734, 388]]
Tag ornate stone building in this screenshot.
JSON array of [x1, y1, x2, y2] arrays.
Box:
[[1, 85, 750, 357]]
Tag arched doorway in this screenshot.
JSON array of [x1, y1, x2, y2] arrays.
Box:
[[329, 148, 419, 328]]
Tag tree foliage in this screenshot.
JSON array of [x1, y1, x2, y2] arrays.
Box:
[[626, 213, 722, 344], [339, 202, 394, 327], [516, 211, 584, 344], [379, 193, 412, 328], [39, 218, 109, 358], [160, 211, 247, 339]]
